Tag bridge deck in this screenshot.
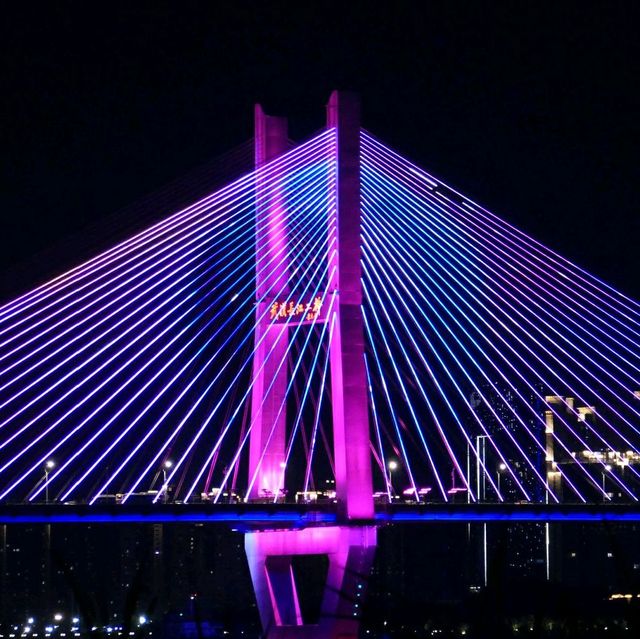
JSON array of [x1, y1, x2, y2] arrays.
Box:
[[1, 503, 640, 526]]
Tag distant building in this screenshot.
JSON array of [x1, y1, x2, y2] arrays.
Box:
[[468, 381, 546, 502]]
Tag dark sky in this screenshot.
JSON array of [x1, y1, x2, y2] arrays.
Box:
[[1, 2, 638, 300]]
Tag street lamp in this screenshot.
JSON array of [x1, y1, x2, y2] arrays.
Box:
[[475, 435, 487, 501], [44, 460, 55, 503], [388, 460, 398, 497], [602, 464, 612, 501], [162, 461, 173, 503], [497, 463, 507, 496]]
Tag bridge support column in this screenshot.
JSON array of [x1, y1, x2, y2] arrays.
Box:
[[245, 525, 377, 638], [249, 105, 290, 499], [327, 91, 374, 520]]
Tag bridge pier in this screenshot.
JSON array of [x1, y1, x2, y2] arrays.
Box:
[[245, 525, 377, 638]]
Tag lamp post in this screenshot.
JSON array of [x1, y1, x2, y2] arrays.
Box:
[[162, 461, 173, 503], [602, 464, 612, 501], [497, 463, 507, 497], [388, 460, 398, 498], [44, 460, 55, 504]]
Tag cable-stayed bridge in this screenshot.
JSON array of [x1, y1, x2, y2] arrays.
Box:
[[0, 91, 640, 518], [3, 89, 640, 637]]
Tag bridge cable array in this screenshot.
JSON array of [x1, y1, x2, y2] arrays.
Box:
[[0, 130, 336, 504], [0, 127, 639, 505], [361, 130, 640, 503]]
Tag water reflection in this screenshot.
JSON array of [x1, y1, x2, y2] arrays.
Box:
[[245, 525, 377, 638], [2, 521, 640, 636]]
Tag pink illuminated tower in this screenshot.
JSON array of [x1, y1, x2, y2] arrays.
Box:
[[248, 91, 374, 520], [248, 105, 290, 500], [325, 90, 374, 520], [246, 94, 377, 637]]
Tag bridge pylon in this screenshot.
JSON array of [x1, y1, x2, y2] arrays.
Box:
[[248, 104, 291, 501], [248, 91, 374, 520], [325, 91, 374, 520]]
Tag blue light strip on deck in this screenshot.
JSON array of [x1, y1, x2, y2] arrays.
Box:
[[3, 504, 640, 524]]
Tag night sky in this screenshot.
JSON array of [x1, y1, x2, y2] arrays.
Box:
[[1, 3, 638, 300]]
